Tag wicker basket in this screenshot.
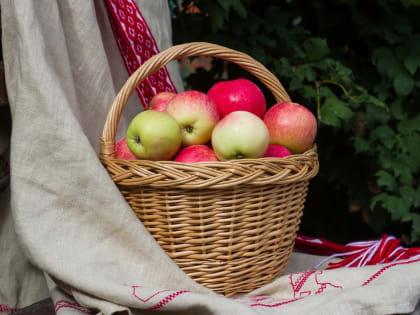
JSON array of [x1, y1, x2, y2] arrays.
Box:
[[99, 42, 319, 297]]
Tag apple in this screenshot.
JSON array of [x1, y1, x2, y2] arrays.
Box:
[[263, 102, 317, 154], [166, 90, 220, 146], [115, 137, 137, 160], [148, 91, 176, 111], [207, 78, 266, 119], [211, 111, 269, 161], [264, 144, 291, 158], [173, 145, 219, 163], [126, 110, 182, 160]]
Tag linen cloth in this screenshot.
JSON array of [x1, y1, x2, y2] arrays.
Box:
[[1, 1, 420, 314]]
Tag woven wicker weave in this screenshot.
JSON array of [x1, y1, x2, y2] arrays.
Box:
[[99, 42, 319, 296]]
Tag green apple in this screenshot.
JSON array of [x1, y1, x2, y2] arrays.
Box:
[[211, 111, 269, 161], [126, 110, 182, 160]]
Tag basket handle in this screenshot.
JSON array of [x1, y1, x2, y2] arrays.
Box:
[[100, 42, 291, 159]]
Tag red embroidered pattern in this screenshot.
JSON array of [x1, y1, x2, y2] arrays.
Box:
[[132, 286, 189, 310], [54, 300, 92, 314], [289, 270, 342, 298], [146, 290, 189, 310], [231, 296, 304, 308], [132, 286, 171, 302], [104, 0, 177, 108], [250, 297, 304, 308], [362, 257, 420, 286], [0, 304, 20, 314], [230, 258, 420, 309]]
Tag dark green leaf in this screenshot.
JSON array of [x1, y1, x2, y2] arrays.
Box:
[[393, 72, 415, 96], [402, 213, 420, 243], [401, 0, 420, 7], [370, 192, 389, 210], [295, 64, 316, 81], [376, 170, 398, 191], [390, 99, 407, 120], [303, 37, 330, 61], [353, 137, 370, 153], [374, 84, 390, 102], [404, 134, 420, 170], [372, 47, 403, 77], [397, 115, 420, 134], [256, 34, 276, 48], [230, 0, 247, 18], [250, 45, 266, 63], [400, 186, 416, 203], [209, 4, 225, 31], [216, 0, 231, 12], [365, 103, 391, 124], [320, 97, 353, 127], [303, 85, 317, 100], [415, 186, 420, 207], [383, 195, 411, 220], [404, 55, 420, 75], [290, 76, 304, 91], [370, 125, 396, 149], [367, 95, 387, 109], [264, 6, 288, 31], [274, 58, 293, 78]]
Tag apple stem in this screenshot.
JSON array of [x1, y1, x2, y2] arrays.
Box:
[[135, 135, 141, 144], [236, 153, 245, 159]]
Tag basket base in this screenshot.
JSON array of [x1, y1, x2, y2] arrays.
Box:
[[175, 247, 294, 296]]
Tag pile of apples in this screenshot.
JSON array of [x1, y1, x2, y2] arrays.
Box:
[[115, 78, 317, 163]]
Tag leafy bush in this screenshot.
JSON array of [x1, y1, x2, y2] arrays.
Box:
[[170, 0, 420, 244]]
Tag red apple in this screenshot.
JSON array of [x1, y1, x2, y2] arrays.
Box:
[[264, 144, 291, 158], [173, 145, 218, 163], [115, 137, 137, 160], [166, 90, 220, 146], [207, 78, 266, 119], [148, 92, 176, 111], [264, 102, 317, 154]]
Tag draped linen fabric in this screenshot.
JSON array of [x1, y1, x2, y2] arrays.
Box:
[[1, 1, 420, 314]]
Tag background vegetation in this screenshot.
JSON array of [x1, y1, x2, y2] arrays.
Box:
[[170, 0, 420, 245]]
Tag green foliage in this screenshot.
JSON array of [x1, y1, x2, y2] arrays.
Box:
[[172, 0, 420, 244]]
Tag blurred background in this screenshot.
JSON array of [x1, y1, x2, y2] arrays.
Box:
[[169, 0, 420, 245]]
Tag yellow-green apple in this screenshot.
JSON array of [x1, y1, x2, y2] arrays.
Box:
[[126, 110, 182, 160], [173, 145, 218, 163], [166, 90, 220, 146], [211, 111, 269, 160], [115, 137, 137, 160], [264, 144, 291, 158], [207, 78, 266, 118], [263, 102, 317, 153], [148, 91, 176, 111]]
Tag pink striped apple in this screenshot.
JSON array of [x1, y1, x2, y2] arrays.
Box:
[[115, 137, 137, 160], [211, 111, 269, 161], [148, 91, 176, 111], [264, 102, 317, 154], [173, 145, 218, 163], [166, 90, 220, 146], [264, 144, 291, 158], [207, 78, 266, 118]]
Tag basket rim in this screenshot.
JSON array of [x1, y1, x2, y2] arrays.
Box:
[[100, 42, 292, 160], [103, 144, 317, 164], [101, 145, 318, 189]]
